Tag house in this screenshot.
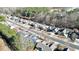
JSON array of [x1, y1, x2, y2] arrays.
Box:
[[50, 42, 59, 51], [54, 44, 68, 51], [36, 42, 52, 51]]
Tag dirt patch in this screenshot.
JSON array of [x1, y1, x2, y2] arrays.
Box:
[[0, 38, 10, 51]]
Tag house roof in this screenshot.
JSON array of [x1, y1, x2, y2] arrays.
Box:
[[36, 42, 52, 51]]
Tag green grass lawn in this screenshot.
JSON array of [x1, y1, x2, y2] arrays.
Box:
[[0, 16, 5, 22], [0, 23, 20, 50]]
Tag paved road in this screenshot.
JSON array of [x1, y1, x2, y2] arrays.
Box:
[[7, 19, 79, 50]]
